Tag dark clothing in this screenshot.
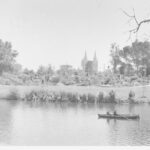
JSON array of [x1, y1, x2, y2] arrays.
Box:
[[107, 112, 110, 115], [114, 111, 117, 115]]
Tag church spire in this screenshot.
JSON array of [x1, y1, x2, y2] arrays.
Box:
[[81, 50, 87, 71], [93, 51, 97, 61], [84, 50, 87, 60], [93, 51, 98, 73]]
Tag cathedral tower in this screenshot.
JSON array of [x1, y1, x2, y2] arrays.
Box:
[[81, 51, 87, 71], [81, 51, 98, 75], [93, 51, 98, 73]]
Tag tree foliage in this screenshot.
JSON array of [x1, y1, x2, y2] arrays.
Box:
[[0, 39, 18, 75], [110, 40, 150, 76], [110, 43, 121, 73], [37, 65, 54, 77], [37, 65, 47, 76]]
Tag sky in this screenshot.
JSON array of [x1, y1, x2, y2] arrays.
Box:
[[0, 0, 150, 71]]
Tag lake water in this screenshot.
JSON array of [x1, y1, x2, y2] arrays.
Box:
[[0, 100, 150, 146]]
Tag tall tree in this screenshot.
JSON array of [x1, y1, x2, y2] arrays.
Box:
[[46, 64, 54, 76], [0, 40, 18, 75], [37, 65, 47, 77], [120, 40, 150, 73], [110, 43, 121, 74], [110, 40, 150, 76]]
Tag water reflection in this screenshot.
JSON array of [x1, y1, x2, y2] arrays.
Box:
[[0, 100, 16, 145], [0, 100, 150, 145], [23, 101, 98, 111], [23, 100, 140, 112]]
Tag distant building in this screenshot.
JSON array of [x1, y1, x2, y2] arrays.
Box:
[[59, 65, 73, 77], [60, 65, 72, 71], [81, 51, 98, 75]]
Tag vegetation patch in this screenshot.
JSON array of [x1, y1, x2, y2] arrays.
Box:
[[20, 89, 119, 104], [97, 92, 104, 103], [6, 89, 21, 100]]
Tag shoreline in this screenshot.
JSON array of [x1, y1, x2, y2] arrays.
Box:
[[0, 84, 149, 103]]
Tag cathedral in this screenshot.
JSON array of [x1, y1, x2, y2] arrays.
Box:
[[81, 51, 98, 75]]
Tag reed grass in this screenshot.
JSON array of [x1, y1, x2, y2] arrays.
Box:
[[21, 89, 118, 103], [87, 93, 96, 103], [107, 90, 116, 103], [97, 92, 104, 103], [2, 85, 148, 103], [128, 90, 136, 103], [6, 89, 21, 100]]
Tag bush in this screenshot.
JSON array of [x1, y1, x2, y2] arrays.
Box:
[[59, 92, 68, 101], [105, 90, 116, 103], [128, 90, 135, 103], [24, 90, 37, 101], [79, 94, 87, 103], [109, 90, 116, 102], [67, 92, 79, 102], [97, 92, 104, 103], [87, 93, 96, 103], [6, 89, 20, 100], [129, 90, 135, 99], [51, 76, 60, 85], [20, 89, 120, 104]]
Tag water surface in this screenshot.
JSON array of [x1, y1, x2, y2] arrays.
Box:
[[0, 100, 150, 145]]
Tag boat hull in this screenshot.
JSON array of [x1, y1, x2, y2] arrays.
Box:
[[98, 114, 140, 120]]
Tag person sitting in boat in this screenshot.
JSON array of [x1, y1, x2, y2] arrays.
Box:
[[113, 111, 117, 116], [107, 112, 110, 115]]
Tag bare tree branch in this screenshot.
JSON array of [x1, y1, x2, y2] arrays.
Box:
[[132, 9, 136, 22], [136, 19, 150, 32], [122, 9, 150, 35]]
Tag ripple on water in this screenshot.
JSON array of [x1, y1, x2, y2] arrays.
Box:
[[0, 101, 150, 145]]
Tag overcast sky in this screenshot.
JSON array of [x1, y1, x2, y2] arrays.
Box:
[[0, 0, 150, 71]]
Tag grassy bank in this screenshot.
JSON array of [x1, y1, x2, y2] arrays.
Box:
[[0, 84, 150, 103]]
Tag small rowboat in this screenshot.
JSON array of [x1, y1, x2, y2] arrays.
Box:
[[98, 114, 140, 120]]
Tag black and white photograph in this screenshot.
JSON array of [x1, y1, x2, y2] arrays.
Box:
[[0, 0, 150, 147]]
